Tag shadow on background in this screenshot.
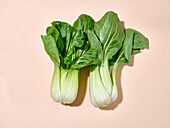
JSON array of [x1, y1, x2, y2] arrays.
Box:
[[65, 67, 89, 107], [100, 55, 135, 110]]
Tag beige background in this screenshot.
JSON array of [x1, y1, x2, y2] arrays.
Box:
[[1, 0, 170, 127]]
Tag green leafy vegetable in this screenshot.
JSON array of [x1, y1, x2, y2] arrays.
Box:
[[88, 11, 149, 107], [41, 11, 149, 107], [41, 14, 96, 104]]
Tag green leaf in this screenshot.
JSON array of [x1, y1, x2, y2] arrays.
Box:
[[46, 26, 59, 42], [108, 50, 120, 66], [63, 29, 85, 67], [116, 29, 149, 64], [132, 49, 141, 54], [73, 14, 94, 33], [123, 29, 134, 62], [87, 30, 103, 63], [41, 35, 60, 65], [104, 20, 125, 60], [52, 21, 87, 68], [133, 29, 149, 49], [84, 41, 90, 53], [71, 29, 85, 48], [63, 52, 72, 67], [46, 26, 65, 55], [75, 48, 84, 58], [72, 48, 98, 68], [52, 21, 72, 53], [94, 11, 125, 60], [57, 14, 96, 69], [52, 21, 72, 39]]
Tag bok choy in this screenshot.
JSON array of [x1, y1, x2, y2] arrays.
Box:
[[88, 11, 149, 107], [41, 11, 149, 107], [41, 14, 96, 104]]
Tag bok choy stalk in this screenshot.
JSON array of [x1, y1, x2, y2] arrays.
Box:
[[41, 14, 97, 104], [88, 11, 149, 107]]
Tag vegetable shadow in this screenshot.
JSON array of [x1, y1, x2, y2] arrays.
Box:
[[100, 54, 135, 110], [65, 67, 89, 106]]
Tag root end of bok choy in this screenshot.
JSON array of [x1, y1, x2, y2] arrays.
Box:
[[50, 64, 80, 104]]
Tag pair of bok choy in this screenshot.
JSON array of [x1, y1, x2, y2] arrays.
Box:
[[41, 11, 149, 107]]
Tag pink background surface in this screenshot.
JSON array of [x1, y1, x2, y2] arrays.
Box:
[[1, 0, 170, 127]]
